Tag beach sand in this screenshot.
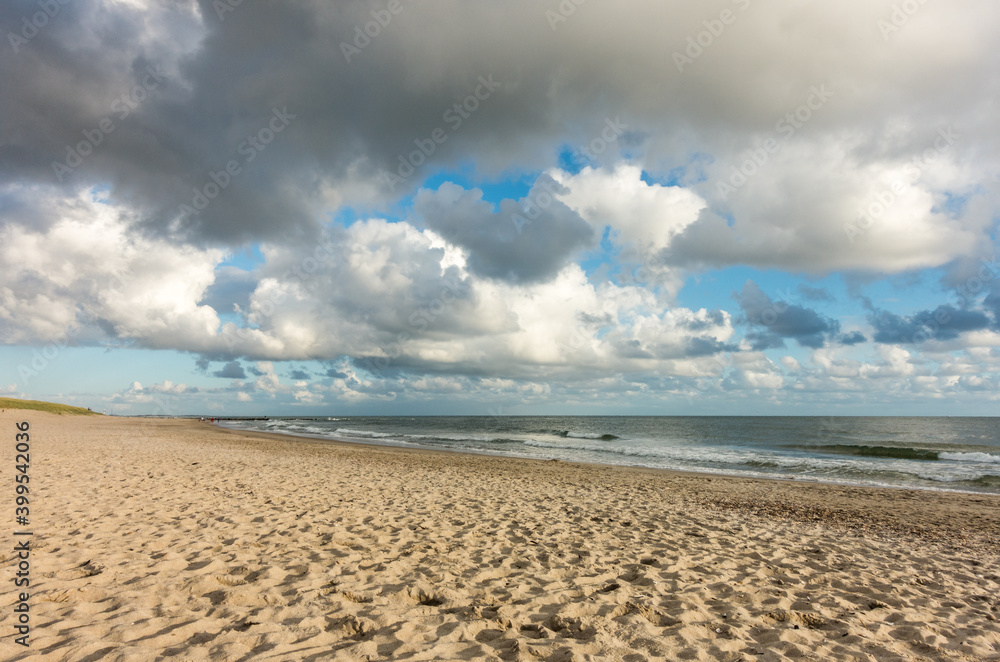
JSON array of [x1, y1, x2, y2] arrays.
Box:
[[2, 412, 999, 661]]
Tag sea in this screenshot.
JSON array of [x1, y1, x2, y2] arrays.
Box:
[[216, 416, 1000, 495]]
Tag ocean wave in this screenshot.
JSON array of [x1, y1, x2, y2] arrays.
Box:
[[785, 444, 1000, 464], [792, 444, 941, 461], [964, 475, 1000, 488], [331, 428, 522, 446], [551, 430, 620, 440], [522, 439, 778, 467], [520, 438, 992, 481], [567, 432, 620, 441], [916, 473, 1000, 490], [334, 428, 396, 439], [405, 433, 524, 445], [939, 452, 1000, 464]]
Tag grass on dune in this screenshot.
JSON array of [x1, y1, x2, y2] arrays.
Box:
[[0, 397, 100, 416]]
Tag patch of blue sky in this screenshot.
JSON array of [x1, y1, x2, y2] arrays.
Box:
[[577, 228, 627, 282], [677, 266, 792, 314], [365, 163, 540, 224], [933, 190, 971, 218], [218, 244, 265, 271], [860, 268, 950, 315], [678, 266, 957, 326], [556, 146, 584, 174], [419, 168, 536, 208], [640, 167, 688, 188], [0, 346, 204, 398], [642, 152, 714, 186], [213, 310, 245, 327], [327, 206, 366, 228], [89, 184, 112, 203]]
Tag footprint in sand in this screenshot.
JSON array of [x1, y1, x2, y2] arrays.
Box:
[[612, 601, 681, 627], [64, 560, 104, 579], [406, 586, 445, 606]]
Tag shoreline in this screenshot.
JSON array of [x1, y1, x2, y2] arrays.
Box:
[[3, 412, 999, 661], [212, 418, 1000, 499]]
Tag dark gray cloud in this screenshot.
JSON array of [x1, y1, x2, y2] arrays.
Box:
[[4, 0, 993, 260], [735, 281, 840, 349], [1, 0, 574, 244], [415, 180, 594, 284], [743, 331, 787, 351], [868, 305, 990, 344], [288, 369, 310, 380], [213, 360, 246, 379], [837, 331, 867, 345]]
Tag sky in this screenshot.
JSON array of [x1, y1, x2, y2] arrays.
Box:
[[1, 0, 999, 416]]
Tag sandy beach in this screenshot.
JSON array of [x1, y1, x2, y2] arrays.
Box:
[[2, 412, 999, 661]]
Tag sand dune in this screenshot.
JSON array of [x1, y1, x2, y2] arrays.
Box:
[[2, 412, 998, 661]]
